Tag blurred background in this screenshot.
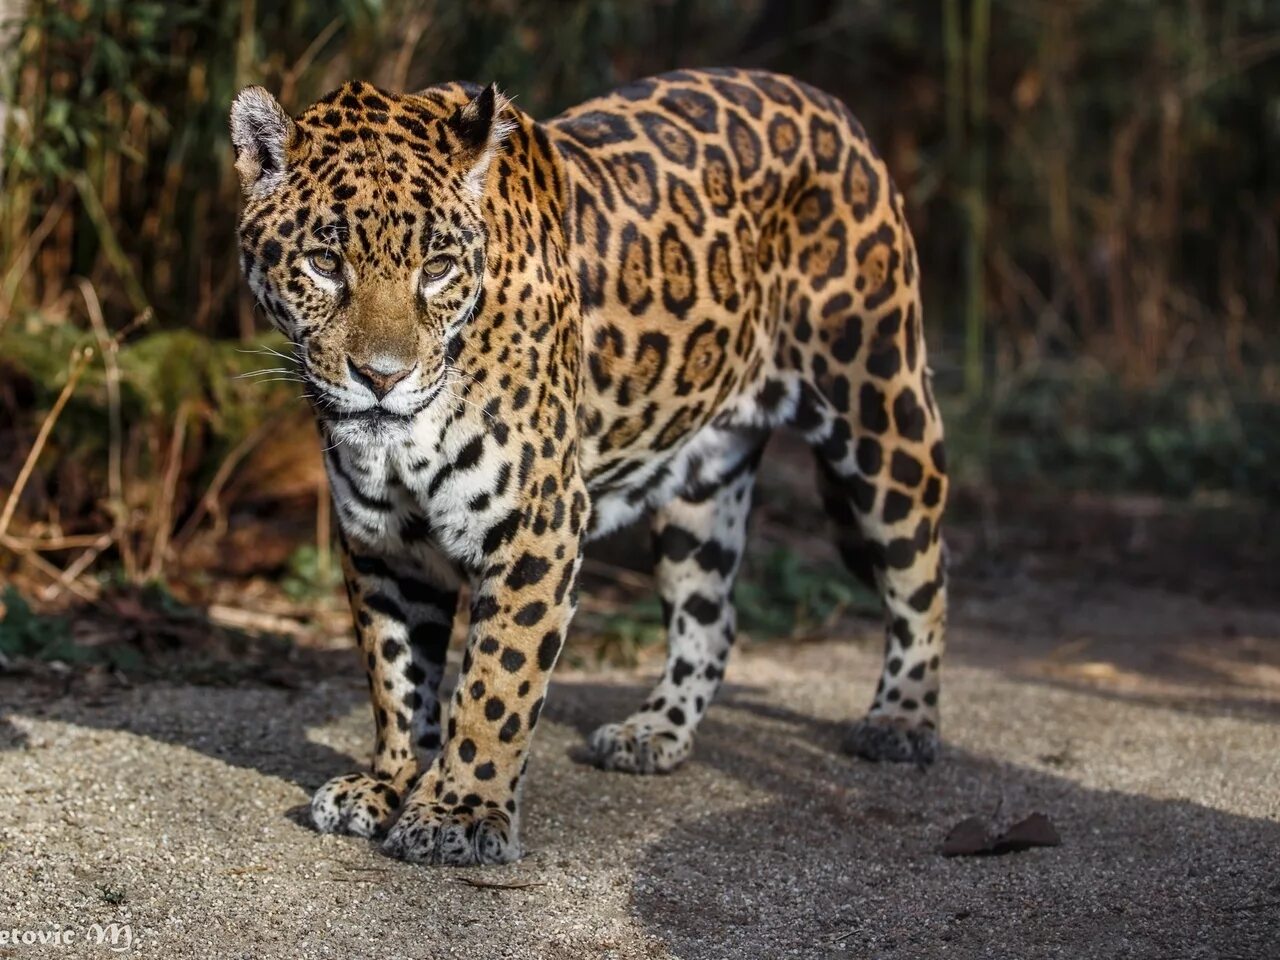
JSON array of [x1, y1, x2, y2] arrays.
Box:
[[1, 0, 1277, 680]]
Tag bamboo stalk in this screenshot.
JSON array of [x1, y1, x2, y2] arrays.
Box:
[[281, 16, 343, 105], [942, 0, 963, 158], [0, 186, 70, 329], [207, 603, 309, 637], [2, 537, 100, 602], [235, 0, 258, 90], [72, 172, 150, 315], [2, 532, 104, 551], [964, 0, 991, 399]]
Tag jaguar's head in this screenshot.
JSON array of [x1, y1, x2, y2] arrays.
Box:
[[230, 80, 512, 443]]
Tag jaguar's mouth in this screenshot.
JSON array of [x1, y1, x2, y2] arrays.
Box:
[[319, 404, 418, 449], [310, 378, 448, 441], [323, 407, 416, 425], [308, 371, 447, 427]]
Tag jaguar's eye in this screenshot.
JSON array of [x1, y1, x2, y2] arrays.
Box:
[[307, 250, 342, 279], [422, 256, 454, 283]]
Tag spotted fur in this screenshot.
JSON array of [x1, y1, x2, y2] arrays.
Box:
[[231, 68, 948, 866]]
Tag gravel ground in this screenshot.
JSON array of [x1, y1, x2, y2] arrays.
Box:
[[1, 578, 1278, 959]]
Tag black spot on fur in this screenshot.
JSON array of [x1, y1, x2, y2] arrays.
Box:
[[537, 631, 561, 670], [514, 601, 547, 627], [882, 489, 913, 525], [858, 383, 889, 434], [683, 594, 721, 626], [890, 451, 924, 487], [498, 713, 521, 743], [655, 524, 699, 562], [856, 437, 882, 475], [505, 553, 550, 589]]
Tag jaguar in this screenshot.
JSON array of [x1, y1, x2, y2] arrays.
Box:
[[230, 67, 948, 866]]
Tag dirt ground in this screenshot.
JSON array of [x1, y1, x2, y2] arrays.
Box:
[[2, 566, 1278, 960]]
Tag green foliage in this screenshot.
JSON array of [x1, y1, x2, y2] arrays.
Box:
[[0, 323, 302, 482], [574, 545, 877, 666], [4, 3, 194, 180], [281, 545, 342, 601], [0, 582, 299, 677], [574, 595, 667, 669], [0, 586, 77, 662], [948, 366, 1280, 502], [736, 546, 878, 638], [0, 586, 143, 669]]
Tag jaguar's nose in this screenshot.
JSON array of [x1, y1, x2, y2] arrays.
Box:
[[348, 356, 416, 400]]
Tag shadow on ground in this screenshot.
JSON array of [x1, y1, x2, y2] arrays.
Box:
[[551, 680, 1280, 960], [1, 649, 363, 789]]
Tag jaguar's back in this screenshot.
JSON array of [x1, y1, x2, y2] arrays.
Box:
[[543, 68, 936, 518]]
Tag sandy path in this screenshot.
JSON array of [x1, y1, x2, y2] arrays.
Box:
[[2, 579, 1278, 959]]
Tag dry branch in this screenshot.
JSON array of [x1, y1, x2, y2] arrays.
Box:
[[145, 402, 192, 582], [172, 417, 277, 553], [0, 345, 94, 540], [78, 278, 134, 578]]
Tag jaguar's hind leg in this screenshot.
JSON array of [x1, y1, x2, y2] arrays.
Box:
[[589, 432, 764, 774], [796, 351, 949, 764], [814, 443, 947, 764]]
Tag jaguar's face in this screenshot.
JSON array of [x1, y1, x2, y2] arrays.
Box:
[[230, 81, 509, 444]]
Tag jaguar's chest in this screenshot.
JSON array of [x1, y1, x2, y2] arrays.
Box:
[[323, 412, 521, 572], [325, 416, 749, 561]]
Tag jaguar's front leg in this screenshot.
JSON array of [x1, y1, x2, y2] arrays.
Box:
[[382, 523, 584, 866], [311, 541, 459, 838]]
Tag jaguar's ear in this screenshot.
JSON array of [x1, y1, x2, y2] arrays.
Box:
[[229, 86, 297, 198], [447, 83, 515, 195]]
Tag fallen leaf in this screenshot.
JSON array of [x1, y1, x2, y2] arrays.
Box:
[[992, 812, 1061, 853], [941, 816, 992, 856], [941, 812, 1062, 857]]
